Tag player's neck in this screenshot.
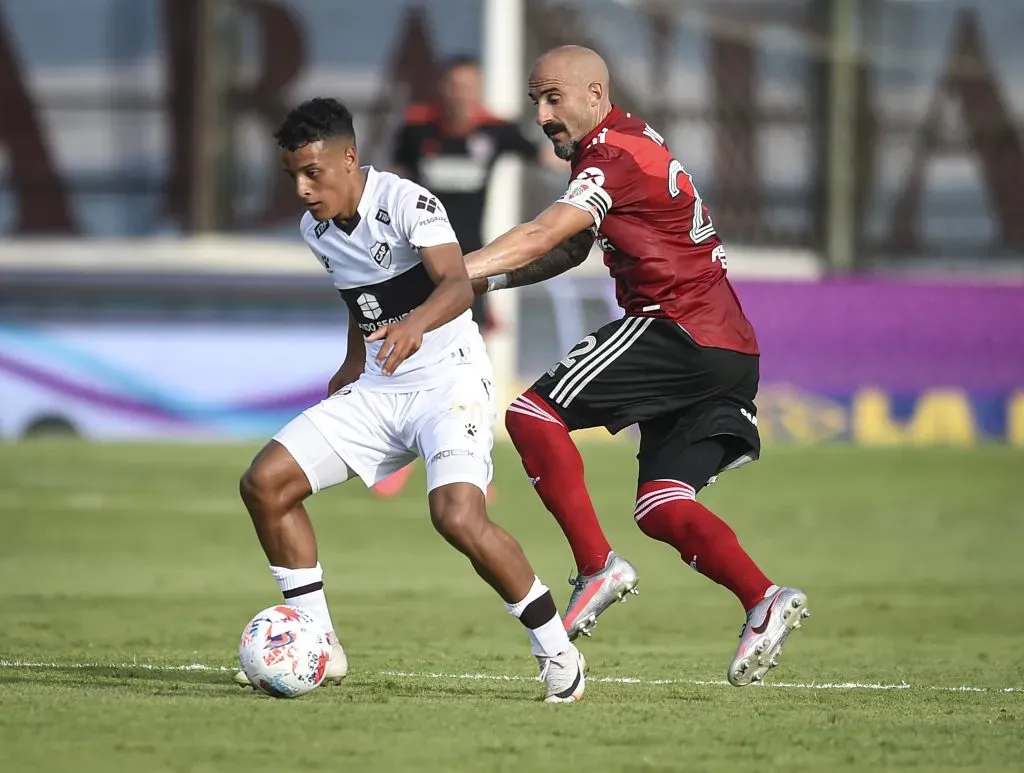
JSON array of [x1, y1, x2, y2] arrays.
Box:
[[332, 167, 367, 226]]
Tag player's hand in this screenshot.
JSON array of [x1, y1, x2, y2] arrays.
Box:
[[326, 361, 363, 397], [367, 318, 425, 376]]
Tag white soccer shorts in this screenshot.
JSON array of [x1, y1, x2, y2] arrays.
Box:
[[273, 361, 496, 495]]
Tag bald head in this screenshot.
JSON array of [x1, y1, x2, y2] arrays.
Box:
[[533, 46, 610, 93], [529, 46, 612, 160]]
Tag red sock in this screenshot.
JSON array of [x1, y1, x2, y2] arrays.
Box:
[[505, 391, 611, 575], [634, 479, 772, 611]]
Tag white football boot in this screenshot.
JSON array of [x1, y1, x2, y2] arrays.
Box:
[[234, 632, 349, 688], [537, 644, 587, 703], [563, 553, 640, 641], [727, 586, 809, 686]]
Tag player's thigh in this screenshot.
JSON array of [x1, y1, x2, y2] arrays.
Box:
[[528, 315, 654, 431], [412, 366, 495, 495], [281, 383, 414, 492], [637, 410, 759, 493], [271, 412, 356, 495]]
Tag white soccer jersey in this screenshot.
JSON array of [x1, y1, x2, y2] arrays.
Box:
[[301, 166, 484, 391]]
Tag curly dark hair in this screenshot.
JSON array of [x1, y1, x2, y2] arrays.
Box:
[[274, 98, 356, 151]]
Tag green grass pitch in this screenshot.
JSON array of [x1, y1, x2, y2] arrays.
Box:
[[1, 441, 1022, 772]]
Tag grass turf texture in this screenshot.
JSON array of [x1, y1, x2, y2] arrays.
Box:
[[1, 441, 1022, 772]]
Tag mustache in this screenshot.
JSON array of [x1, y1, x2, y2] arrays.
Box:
[[543, 122, 568, 139]]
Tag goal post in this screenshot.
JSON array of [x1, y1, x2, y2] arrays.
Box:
[[481, 0, 527, 437]]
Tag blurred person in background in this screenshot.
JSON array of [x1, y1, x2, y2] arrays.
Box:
[[375, 55, 564, 497]]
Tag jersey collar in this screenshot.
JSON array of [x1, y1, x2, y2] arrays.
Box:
[[357, 165, 377, 220], [573, 106, 622, 162]]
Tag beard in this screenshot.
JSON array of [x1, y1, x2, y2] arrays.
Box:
[[544, 121, 577, 160], [552, 139, 578, 160]]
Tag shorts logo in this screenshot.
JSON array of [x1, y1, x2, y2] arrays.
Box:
[[464, 422, 477, 438], [357, 293, 382, 320], [741, 408, 758, 426], [314, 220, 330, 238], [375, 208, 391, 225], [415, 195, 438, 213], [427, 448, 477, 465], [371, 241, 392, 269]]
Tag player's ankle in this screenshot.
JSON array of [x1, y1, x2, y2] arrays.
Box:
[[578, 549, 611, 576], [269, 562, 337, 635], [505, 576, 572, 657]]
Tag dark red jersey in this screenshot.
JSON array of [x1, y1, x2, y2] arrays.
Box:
[[557, 106, 758, 355]]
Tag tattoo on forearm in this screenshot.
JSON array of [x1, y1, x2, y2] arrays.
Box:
[[505, 231, 595, 289]]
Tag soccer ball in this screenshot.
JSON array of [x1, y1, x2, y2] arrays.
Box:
[[238, 605, 331, 698]]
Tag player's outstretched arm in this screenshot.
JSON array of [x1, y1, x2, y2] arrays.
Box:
[[478, 230, 594, 294], [368, 242, 473, 375], [463, 202, 594, 280]]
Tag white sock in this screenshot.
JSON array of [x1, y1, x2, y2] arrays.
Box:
[[505, 576, 572, 657], [269, 562, 336, 637]]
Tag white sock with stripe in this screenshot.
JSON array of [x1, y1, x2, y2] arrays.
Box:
[[505, 576, 571, 657], [269, 562, 336, 638]]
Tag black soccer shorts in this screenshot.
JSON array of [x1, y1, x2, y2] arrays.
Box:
[[528, 316, 761, 481]]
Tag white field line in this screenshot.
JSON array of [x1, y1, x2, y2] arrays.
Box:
[[0, 660, 1019, 694]]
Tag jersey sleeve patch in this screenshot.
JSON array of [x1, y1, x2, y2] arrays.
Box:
[[558, 177, 613, 228]]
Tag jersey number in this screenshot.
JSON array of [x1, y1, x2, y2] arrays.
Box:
[[547, 335, 597, 376], [668, 159, 716, 244]]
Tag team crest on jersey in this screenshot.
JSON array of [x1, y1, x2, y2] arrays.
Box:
[[371, 241, 392, 270], [314, 220, 330, 239], [575, 166, 606, 187], [375, 208, 391, 225]]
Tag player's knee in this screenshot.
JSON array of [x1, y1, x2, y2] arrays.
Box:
[[239, 446, 309, 515], [504, 400, 537, 450], [239, 463, 274, 513], [428, 483, 487, 545], [504, 391, 564, 449], [503, 404, 523, 442]]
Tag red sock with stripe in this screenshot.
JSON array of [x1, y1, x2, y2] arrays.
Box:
[[634, 479, 772, 611], [505, 391, 612, 576]]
